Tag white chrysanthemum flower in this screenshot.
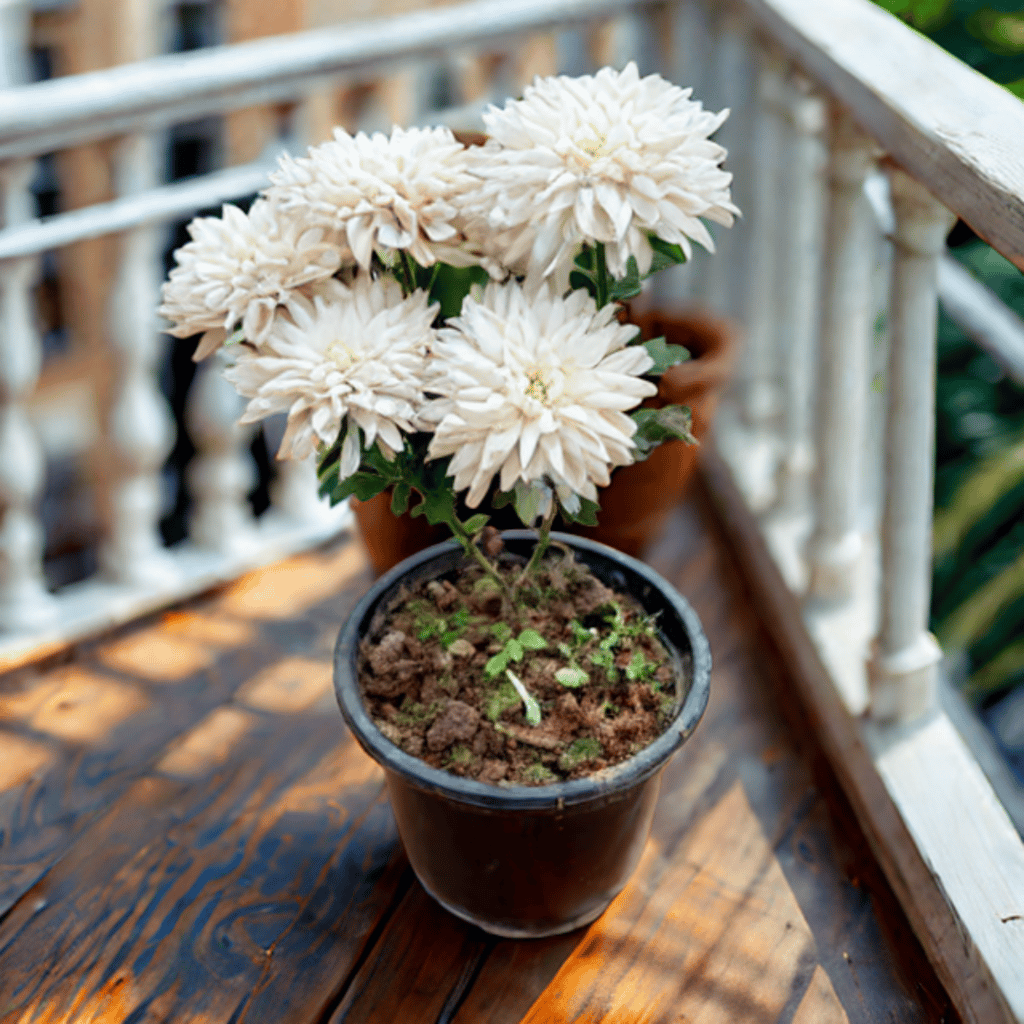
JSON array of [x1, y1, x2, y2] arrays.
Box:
[[223, 275, 436, 480], [472, 61, 740, 280], [266, 125, 482, 271], [159, 198, 345, 359], [422, 280, 657, 507]]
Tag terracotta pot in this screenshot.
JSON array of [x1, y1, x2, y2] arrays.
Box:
[[575, 307, 738, 557], [334, 531, 712, 938], [351, 490, 445, 578]]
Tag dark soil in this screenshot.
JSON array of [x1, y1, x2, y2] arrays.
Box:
[[357, 539, 688, 787]]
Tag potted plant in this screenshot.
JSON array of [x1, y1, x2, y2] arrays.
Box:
[[159, 61, 735, 935]]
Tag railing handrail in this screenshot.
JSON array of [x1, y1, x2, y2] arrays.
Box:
[[0, 0, 648, 162], [740, 0, 1024, 272], [2, 0, 1023, 274]]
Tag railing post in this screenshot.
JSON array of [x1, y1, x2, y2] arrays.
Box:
[[740, 46, 786, 430], [0, 160, 57, 630], [702, 8, 754, 320], [868, 168, 953, 722], [99, 132, 177, 585], [805, 109, 879, 603], [773, 75, 826, 512], [650, 0, 711, 310], [185, 354, 257, 555]]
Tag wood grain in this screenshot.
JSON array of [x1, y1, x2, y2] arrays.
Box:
[[0, 720, 402, 1024], [0, 553, 371, 919]]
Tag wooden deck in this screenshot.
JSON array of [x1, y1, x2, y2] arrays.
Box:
[[0, 487, 956, 1024]]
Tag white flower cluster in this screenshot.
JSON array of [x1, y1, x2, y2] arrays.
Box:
[[158, 63, 736, 512]]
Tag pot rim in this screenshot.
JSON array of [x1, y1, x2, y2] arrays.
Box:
[[334, 530, 711, 811]]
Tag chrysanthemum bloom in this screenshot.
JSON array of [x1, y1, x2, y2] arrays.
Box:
[[423, 280, 657, 507], [471, 61, 739, 280], [266, 125, 482, 271], [158, 198, 344, 359], [224, 275, 436, 480]]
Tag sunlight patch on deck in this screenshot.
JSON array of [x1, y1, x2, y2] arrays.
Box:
[[235, 657, 334, 714], [156, 706, 257, 778]]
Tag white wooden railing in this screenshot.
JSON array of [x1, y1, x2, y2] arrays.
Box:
[[1, 0, 1024, 1019]]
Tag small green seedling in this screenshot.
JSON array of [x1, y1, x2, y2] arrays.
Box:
[[555, 666, 589, 688], [506, 669, 542, 726], [559, 737, 603, 772], [588, 647, 619, 682], [625, 650, 656, 681], [484, 628, 546, 679], [485, 679, 521, 722], [416, 605, 472, 649]]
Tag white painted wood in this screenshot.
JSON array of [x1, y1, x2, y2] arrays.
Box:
[[0, 0, 29, 89], [772, 75, 825, 513], [269, 455, 335, 526], [0, 502, 353, 674], [701, 7, 754, 320], [0, 159, 56, 630], [98, 132, 177, 586], [185, 354, 258, 556], [867, 168, 954, 723], [649, 0, 710, 309], [736, 0, 1024, 273], [939, 255, 1024, 386], [0, 0, 658, 161], [805, 109, 879, 603], [702, 442, 1024, 1024], [0, 154, 280, 261], [740, 47, 786, 432]]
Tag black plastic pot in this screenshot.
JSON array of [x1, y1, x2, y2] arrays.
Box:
[[334, 531, 712, 938]]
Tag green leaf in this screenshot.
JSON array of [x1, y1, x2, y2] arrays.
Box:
[[506, 638, 524, 661], [409, 484, 457, 526], [513, 481, 548, 527], [390, 482, 411, 515], [492, 489, 515, 509], [608, 256, 642, 302], [569, 269, 597, 298], [642, 337, 691, 375], [463, 513, 489, 535], [484, 651, 510, 679], [491, 623, 513, 643], [570, 620, 594, 645], [451, 608, 470, 629], [648, 235, 688, 272], [632, 405, 697, 461], [555, 666, 589, 688], [518, 629, 546, 651], [626, 650, 653, 681], [333, 472, 389, 502], [558, 495, 600, 527]]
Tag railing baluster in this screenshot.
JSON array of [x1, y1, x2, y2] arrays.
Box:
[[99, 132, 177, 584], [868, 168, 954, 722], [773, 75, 826, 512], [0, 159, 56, 629], [186, 354, 257, 555], [805, 109, 879, 603], [740, 47, 786, 430], [702, 10, 754, 321]]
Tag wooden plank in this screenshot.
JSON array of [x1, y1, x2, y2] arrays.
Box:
[[328, 883, 492, 1024], [700, 443, 1021, 1024], [739, 0, 1024, 270], [517, 782, 819, 1024], [0, 716, 405, 1024], [0, 544, 371, 917]]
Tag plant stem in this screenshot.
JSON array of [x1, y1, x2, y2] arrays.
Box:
[[445, 512, 514, 607], [400, 250, 420, 296], [515, 499, 559, 591], [595, 242, 610, 309]]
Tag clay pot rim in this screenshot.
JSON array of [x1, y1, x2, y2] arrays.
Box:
[[632, 305, 739, 391], [334, 530, 712, 812]]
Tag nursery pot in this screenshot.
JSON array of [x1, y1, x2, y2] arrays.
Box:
[[334, 531, 712, 938]]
